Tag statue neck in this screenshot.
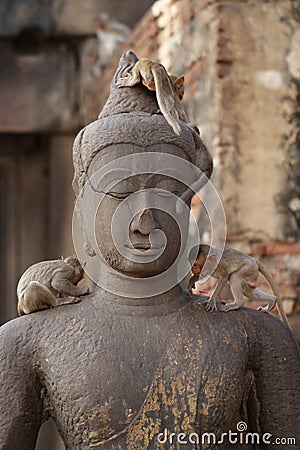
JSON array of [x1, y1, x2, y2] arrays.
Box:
[[93, 262, 187, 309]]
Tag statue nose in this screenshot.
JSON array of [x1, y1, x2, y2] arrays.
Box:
[[130, 209, 156, 235]]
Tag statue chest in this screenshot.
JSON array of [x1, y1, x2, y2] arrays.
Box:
[[37, 306, 250, 449]]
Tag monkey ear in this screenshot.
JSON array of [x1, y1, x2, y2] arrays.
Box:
[[175, 76, 184, 100]]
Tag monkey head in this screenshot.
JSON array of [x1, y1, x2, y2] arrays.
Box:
[[170, 74, 185, 100], [190, 244, 210, 276], [64, 257, 85, 285]]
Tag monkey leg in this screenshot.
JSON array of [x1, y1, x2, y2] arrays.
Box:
[[206, 278, 227, 312], [51, 278, 89, 297], [219, 273, 245, 312], [116, 69, 141, 88], [116, 76, 138, 87], [243, 285, 276, 312], [20, 281, 58, 315], [188, 275, 199, 297], [57, 296, 82, 307]]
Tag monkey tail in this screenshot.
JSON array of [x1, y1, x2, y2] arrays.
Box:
[[152, 68, 182, 135], [258, 261, 291, 329]]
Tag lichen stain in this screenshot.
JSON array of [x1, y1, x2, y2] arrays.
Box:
[[75, 402, 114, 446], [200, 377, 222, 417], [126, 337, 202, 449]]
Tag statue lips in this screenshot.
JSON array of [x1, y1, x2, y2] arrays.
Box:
[[125, 242, 164, 257]]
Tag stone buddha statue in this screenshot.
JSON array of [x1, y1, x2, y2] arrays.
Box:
[[0, 51, 299, 450]]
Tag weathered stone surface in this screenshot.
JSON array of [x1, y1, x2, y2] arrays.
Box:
[[0, 46, 78, 132], [214, 1, 297, 242], [52, 0, 103, 36], [54, 0, 156, 33], [0, 0, 53, 37], [0, 0, 155, 37]]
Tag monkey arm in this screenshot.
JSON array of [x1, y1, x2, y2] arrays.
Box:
[[51, 276, 89, 297], [0, 320, 43, 449], [206, 278, 227, 311], [116, 66, 141, 87]]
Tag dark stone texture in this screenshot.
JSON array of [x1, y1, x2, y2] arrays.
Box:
[[0, 295, 299, 449], [0, 46, 77, 132], [0, 0, 53, 37]]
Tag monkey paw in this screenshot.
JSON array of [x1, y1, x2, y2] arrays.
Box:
[[68, 297, 81, 304], [219, 303, 240, 312], [206, 301, 218, 312], [257, 305, 269, 313]]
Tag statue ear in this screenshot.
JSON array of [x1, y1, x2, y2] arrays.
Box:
[[83, 231, 96, 257], [74, 205, 96, 257]]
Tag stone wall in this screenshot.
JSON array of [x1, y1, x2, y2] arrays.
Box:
[[94, 0, 300, 329]]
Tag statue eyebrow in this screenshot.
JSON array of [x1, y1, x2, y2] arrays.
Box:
[[145, 169, 183, 185], [84, 168, 132, 194], [85, 168, 188, 195], [98, 168, 132, 190]]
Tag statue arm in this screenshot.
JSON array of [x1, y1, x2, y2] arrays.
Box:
[[0, 320, 43, 449], [252, 318, 300, 443]]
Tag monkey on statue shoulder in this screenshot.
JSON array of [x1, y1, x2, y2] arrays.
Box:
[[188, 244, 290, 328], [17, 257, 89, 316]]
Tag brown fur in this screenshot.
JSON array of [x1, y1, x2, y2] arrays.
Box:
[[189, 244, 290, 328], [17, 257, 89, 316]]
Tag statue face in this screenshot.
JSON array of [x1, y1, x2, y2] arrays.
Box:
[[81, 144, 193, 278]]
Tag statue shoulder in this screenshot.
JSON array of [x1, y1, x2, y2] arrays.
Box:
[[0, 315, 36, 358]]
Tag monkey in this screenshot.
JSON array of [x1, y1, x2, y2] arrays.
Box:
[[116, 57, 183, 135], [17, 257, 90, 316], [188, 244, 291, 328]]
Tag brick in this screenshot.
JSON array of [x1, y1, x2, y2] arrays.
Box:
[[279, 286, 298, 300], [266, 240, 300, 256], [250, 243, 267, 257]]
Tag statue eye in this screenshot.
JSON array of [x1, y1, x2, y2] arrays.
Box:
[[108, 191, 134, 200], [107, 180, 136, 200]]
